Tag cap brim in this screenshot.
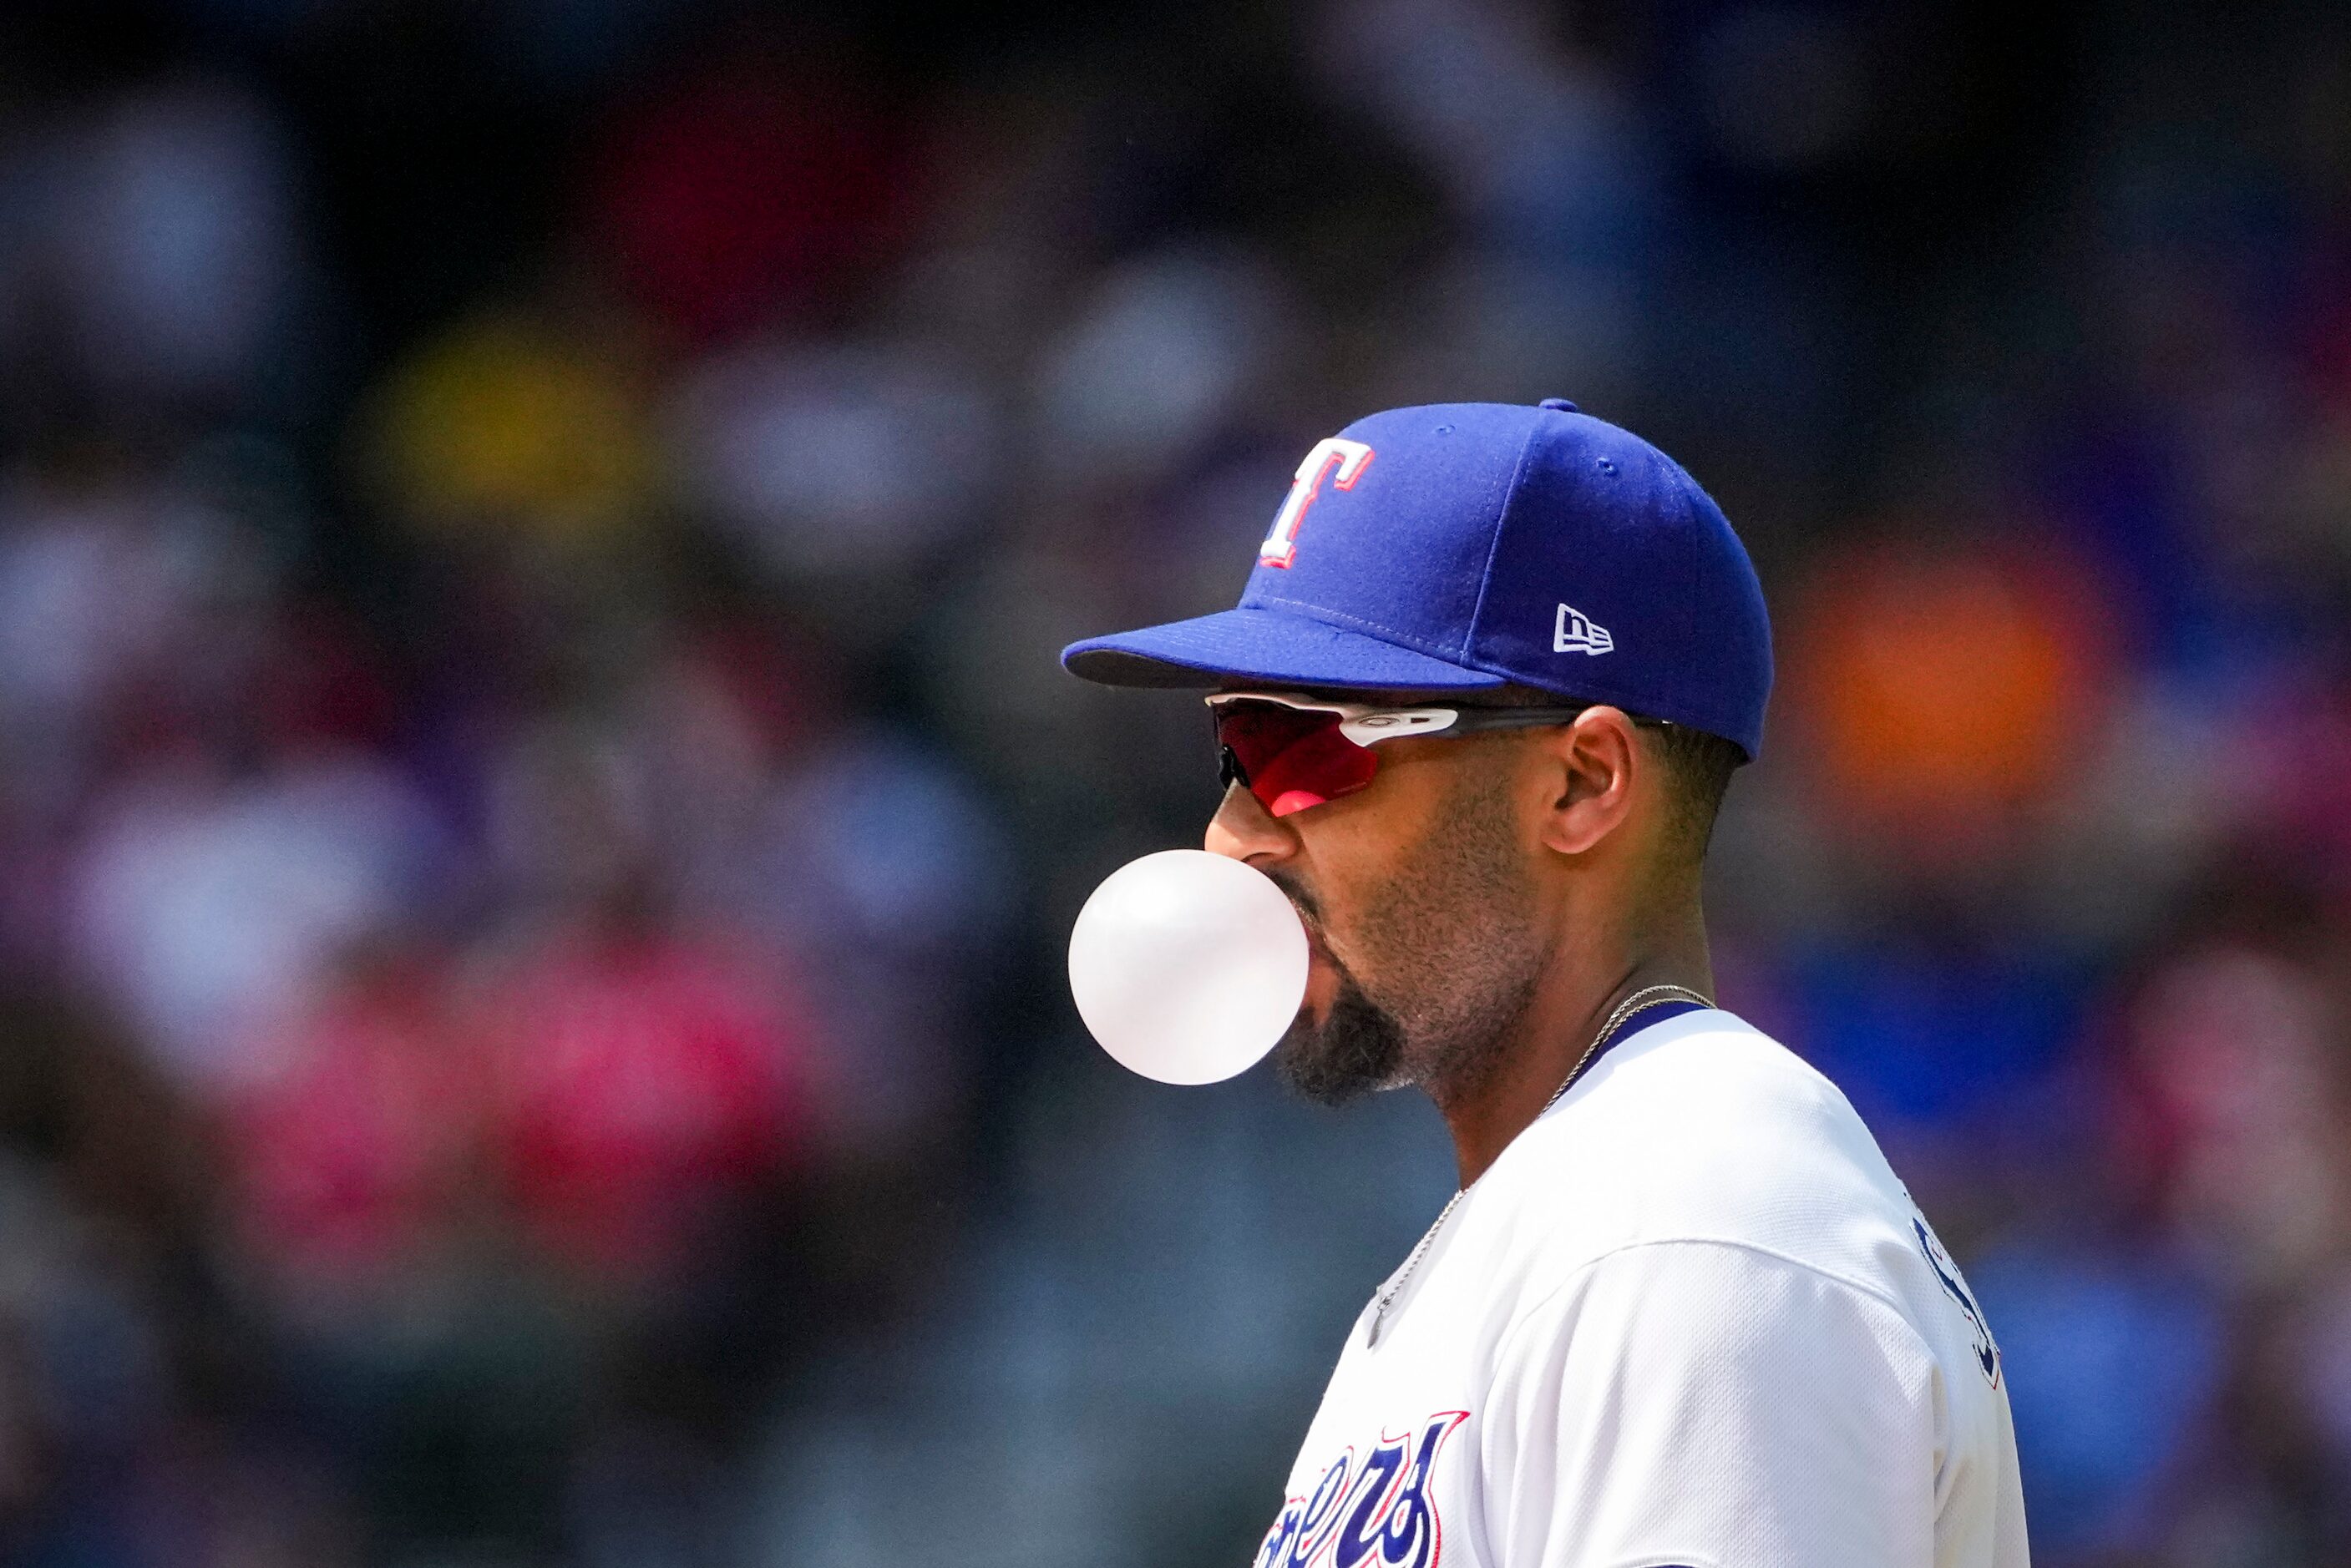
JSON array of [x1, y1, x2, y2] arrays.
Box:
[[1061, 606, 1507, 692]]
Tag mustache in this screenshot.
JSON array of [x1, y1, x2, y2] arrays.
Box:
[[1259, 865, 1325, 929]]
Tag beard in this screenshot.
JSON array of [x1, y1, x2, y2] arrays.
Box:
[[1268, 768, 1548, 1110], [1273, 965, 1410, 1106]]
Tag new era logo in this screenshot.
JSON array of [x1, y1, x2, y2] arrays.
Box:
[[1553, 604, 1614, 655]]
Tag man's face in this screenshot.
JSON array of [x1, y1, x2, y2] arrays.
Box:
[[1206, 697, 1553, 1108]]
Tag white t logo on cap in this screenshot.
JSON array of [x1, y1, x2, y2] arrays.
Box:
[[1259, 438, 1375, 569], [1554, 604, 1614, 655]]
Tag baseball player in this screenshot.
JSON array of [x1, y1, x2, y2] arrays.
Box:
[[1061, 401, 2029, 1567]]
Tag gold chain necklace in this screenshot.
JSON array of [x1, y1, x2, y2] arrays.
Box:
[[1365, 984, 1712, 1347]]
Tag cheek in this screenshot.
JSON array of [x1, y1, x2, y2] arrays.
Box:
[[1286, 758, 1457, 975], [1290, 837, 1397, 983]]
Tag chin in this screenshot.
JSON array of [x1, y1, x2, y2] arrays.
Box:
[[1272, 983, 1411, 1107]]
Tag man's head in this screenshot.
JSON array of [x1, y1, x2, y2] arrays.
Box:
[[1204, 685, 1743, 1106], [1059, 400, 1770, 1105]]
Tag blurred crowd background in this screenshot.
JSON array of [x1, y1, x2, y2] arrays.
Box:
[[0, 0, 2348, 1563]]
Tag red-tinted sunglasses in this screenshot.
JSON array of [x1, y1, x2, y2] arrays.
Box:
[[1208, 691, 1598, 818]]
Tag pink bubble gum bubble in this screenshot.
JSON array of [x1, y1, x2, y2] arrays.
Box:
[[1067, 849, 1310, 1085]]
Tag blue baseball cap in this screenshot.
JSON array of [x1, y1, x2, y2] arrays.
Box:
[[1061, 400, 1773, 759]]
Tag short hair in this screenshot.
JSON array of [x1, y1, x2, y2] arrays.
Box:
[[1481, 685, 1743, 868], [1644, 719, 1744, 867]]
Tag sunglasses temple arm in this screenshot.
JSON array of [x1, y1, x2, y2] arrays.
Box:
[[1442, 707, 1594, 734]]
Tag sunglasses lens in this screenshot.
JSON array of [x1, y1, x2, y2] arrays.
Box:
[[1214, 704, 1381, 817]]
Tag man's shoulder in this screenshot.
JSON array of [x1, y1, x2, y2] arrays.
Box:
[[1531, 1007, 1877, 1173], [1475, 1010, 1918, 1293]]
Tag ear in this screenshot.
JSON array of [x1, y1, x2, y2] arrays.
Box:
[[1531, 706, 1641, 858]]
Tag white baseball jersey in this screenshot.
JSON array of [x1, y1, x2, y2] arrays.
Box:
[[1255, 1008, 2029, 1568]]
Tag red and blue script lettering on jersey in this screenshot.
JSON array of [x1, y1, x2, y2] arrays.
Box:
[[1256, 1412, 1468, 1568]]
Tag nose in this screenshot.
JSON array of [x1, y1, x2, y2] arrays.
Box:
[[1205, 781, 1298, 866]]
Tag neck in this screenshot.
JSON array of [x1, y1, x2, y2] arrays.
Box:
[[1431, 889, 1713, 1187]]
